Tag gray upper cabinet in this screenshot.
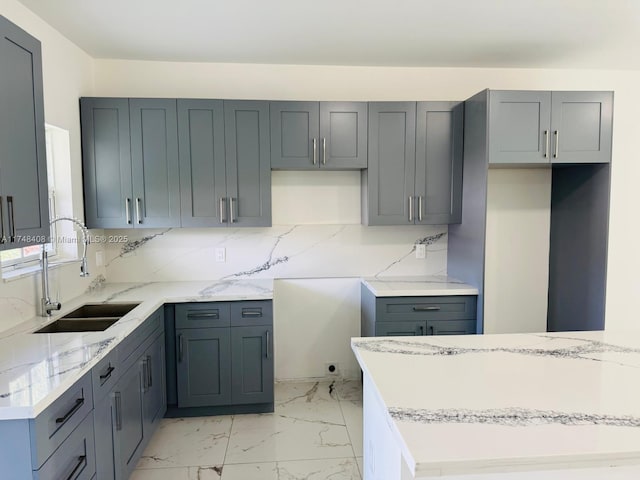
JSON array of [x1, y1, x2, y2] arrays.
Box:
[[271, 101, 367, 169], [224, 100, 272, 227], [488, 90, 613, 165], [177, 99, 227, 227], [550, 91, 613, 164], [0, 16, 49, 249], [130, 98, 181, 227]]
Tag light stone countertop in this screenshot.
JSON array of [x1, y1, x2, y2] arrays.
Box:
[[361, 275, 478, 297], [0, 279, 273, 420], [352, 331, 640, 477]]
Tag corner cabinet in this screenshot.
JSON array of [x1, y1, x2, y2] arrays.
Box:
[[0, 16, 50, 250], [363, 101, 463, 226], [488, 90, 613, 165], [270, 101, 368, 169], [81, 98, 181, 228]]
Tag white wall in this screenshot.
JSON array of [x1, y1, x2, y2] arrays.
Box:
[[0, 0, 101, 332], [484, 168, 552, 334]]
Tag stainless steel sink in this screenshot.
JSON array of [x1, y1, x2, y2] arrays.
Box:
[[33, 302, 140, 333]]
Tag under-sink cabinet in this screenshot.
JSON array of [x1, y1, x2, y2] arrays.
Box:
[[361, 285, 477, 337]]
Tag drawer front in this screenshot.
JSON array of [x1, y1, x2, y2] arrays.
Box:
[[30, 372, 94, 469], [231, 300, 273, 327], [376, 295, 476, 322], [119, 308, 163, 369], [375, 321, 426, 336], [91, 346, 119, 399], [176, 303, 231, 329], [427, 319, 477, 335], [33, 411, 95, 480]]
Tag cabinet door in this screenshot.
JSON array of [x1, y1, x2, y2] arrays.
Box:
[[415, 102, 463, 224], [178, 99, 227, 227], [176, 328, 231, 408], [143, 333, 166, 435], [224, 100, 271, 227], [270, 101, 319, 169], [94, 396, 116, 480], [0, 17, 49, 247], [113, 362, 144, 480], [319, 102, 368, 169], [550, 91, 613, 164], [489, 91, 551, 164], [231, 326, 274, 405], [426, 320, 476, 335], [375, 321, 426, 336], [130, 98, 180, 227], [80, 98, 133, 229], [366, 102, 417, 225]]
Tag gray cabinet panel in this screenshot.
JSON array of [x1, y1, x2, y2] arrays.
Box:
[[224, 100, 271, 227], [366, 102, 416, 225], [81, 98, 133, 229], [93, 395, 116, 480], [178, 99, 227, 227], [176, 327, 232, 408], [375, 321, 425, 336], [427, 319, 476, 335], [550, 91, 613, 164], [130, 98, 180, 227], [415, 102, 463, 224], [270, 101, 319, 169], [320, 102, 368, 169], [231, 326, 274, 405], [489, 91, 551, 164], [113, 362, 144, 480], [143, 332, 166, 434], [0, 16, 49, 248]]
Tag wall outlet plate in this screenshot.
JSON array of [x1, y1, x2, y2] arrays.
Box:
[[415, 244, 426, 259], [215, 247, 226, 263], [95, 251, 104, 267], [325, 362, 340, 376]]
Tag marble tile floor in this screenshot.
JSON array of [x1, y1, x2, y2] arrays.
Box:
[[132, 380, 363, 480]]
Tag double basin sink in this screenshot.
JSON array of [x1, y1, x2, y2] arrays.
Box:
[[34, 303, 140, 334]]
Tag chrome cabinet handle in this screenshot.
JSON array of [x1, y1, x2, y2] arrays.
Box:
[[114, 392, 122, 430], [543, 130, 549, 158], [312, 138, 317, 165], [241, 310, 262, 317], [125, 198, 132, 224], [65, 455, 87, 480], [142, 357, 149, 392], [322, 137, 326, 165], [418, 196, 423, 222], [147, 354, 153, 388], [553, 130, 559, 158], [219, 197, 226, 223], [56, 398, 84, 425], [413, 306, 441, 311], [408, 196, 413, 222], [136, 198, 142, 224], [7, 196, 15, 242], [178, 334, 184, 362], [229, 197, 235, 223], [0, 196, 5, 244], [266, 330, 271, 359], [187, 312, 219, 319]]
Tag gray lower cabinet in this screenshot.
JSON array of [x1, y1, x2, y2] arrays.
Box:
[[270, 101, 367, 169], [172, 301, 274, 413], [0, 15, 50, 250], [143, 333, 166, 433], [364, 101, 463, 225], [361, 285, 477, 337], [488, 90, 613, 165]]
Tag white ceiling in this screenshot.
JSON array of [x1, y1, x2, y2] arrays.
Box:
[[17, 0, 640, 69]]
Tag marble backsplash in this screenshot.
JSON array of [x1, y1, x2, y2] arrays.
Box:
[[104, 224, 448, 282]]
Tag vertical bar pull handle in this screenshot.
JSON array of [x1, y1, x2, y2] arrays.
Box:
[[125, 198, 132, 224], [142, 357, 149, 392], [0, 196, 5, 244], [136, 198, 143, 224], [418, 196, 423, 222], [322, 137, 326, 165], [543, 130, 549, 158], [312, 138, 317, 165], [147, 354, 153, 388], [7, 196, 15, 242], [429, 325, 434, 335], [178, 334, 184, 362], [64, 455, 87, 480], [114, 392, 122, 431], [219, 197, 226, 223], [408, 196, 413, 223], [419, 325, 424, 335], [266, 330, 271, 359], [229, 198, 236, 224], [553, 130, 559, 159]]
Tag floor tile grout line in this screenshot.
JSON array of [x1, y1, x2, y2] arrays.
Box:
[[223, 454, 361, 466]]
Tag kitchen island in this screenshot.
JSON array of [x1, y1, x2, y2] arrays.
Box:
[[352, 331, 640, 479]]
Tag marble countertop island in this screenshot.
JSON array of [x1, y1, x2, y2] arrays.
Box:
[[352, 331, 640, 479], [0, 279, 273, 419], [361, 275, 478, 297]]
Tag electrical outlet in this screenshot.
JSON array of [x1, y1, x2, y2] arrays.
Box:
[[415, 244, 426, 259], [215, 247, 226, 263], [95, 251, 104, 267], [325, 362, 340, 376]]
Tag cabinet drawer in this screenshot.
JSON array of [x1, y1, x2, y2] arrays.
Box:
[[119, 308, 163, 370], [375, 321, 426, 336], [30, 372, 93, 469], [176, 303, 231, 329], [91, 346, 119, 399], [231, 301, 273, 326], [376, 296, 476, 322], [427, 319, 477, 335], [32, 411, 95, 480]]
